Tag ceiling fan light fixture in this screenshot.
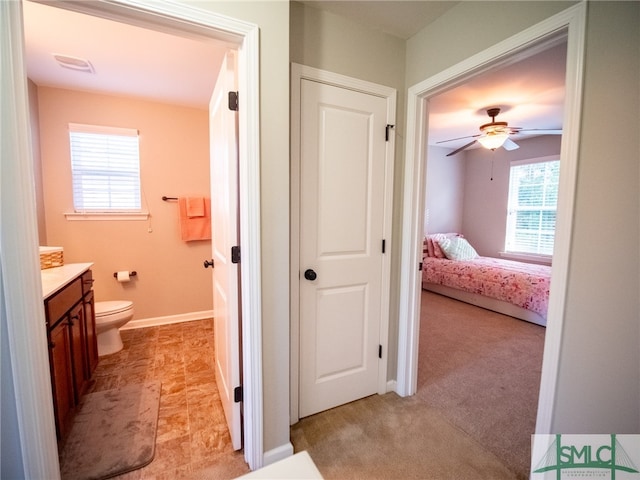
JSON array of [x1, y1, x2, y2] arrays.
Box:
[[478, 132, 509, 150]]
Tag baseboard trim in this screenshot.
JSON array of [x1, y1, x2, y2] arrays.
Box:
[[387, 379, 397, 393], [121, 310, 214, 330], [263, 442, 294, 467]]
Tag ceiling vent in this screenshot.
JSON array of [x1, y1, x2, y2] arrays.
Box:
[[53, 54, 95, 74]]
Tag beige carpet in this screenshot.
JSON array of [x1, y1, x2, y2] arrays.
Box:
[[417, 291, 545, 478], [291, 392, 516, 479], [59, 380, 161, 480]]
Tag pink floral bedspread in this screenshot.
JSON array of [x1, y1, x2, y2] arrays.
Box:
[[423, 256, 551, 318]]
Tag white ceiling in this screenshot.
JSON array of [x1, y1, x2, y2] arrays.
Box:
[[23, 1, 226, 109], [428, 42, 567, 151], [300, 1, 459, 39], [22, 1, 566, 150]]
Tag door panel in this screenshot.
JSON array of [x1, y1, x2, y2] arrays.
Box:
[[316, 284, 368, 380], [299, 79, 387, 418], [210, 50, 242, 450]]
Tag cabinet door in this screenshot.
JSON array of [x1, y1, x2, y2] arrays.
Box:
[[49, 320, 74, 441], [69, 302, 88, 403], [83, 290, 98, 376]]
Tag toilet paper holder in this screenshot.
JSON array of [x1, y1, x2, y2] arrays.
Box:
[[113, 271, 137, 278]]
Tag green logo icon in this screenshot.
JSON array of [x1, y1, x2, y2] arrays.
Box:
[[532, 434, 639, 479]]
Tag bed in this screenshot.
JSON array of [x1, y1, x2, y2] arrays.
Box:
[[421, 234, 551, 326]]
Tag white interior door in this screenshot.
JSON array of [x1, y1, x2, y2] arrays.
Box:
[[299, 78, 389, 418], [210, 50, 242, 450]]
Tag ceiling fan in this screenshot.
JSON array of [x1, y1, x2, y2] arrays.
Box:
[[437, 107, 563, 157]]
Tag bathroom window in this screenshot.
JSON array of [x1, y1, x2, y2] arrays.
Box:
[[68, 123, 144, 218]]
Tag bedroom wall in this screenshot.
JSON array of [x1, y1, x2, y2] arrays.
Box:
[[407, 1, 640, 434], [462, 135, 561, 258], [289, 1, 407, 384], [37, 86, 213, 321], [424, 145, 465, 235]]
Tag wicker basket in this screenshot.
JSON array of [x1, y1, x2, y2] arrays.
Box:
[[39, 247, 64, 270]]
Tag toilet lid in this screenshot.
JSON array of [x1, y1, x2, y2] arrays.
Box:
[[95, 300, 133, 317]]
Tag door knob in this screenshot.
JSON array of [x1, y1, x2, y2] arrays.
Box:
[[204, 259, 214, 268], [304, 269, 317, 281]]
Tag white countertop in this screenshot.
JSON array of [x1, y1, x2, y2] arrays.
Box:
[[41, 263, 93, 299]]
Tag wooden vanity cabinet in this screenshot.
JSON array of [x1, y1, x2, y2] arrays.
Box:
[[68, 301, 88, 403], [82, 271, 98, 376], [45, 269, 98, 443], [48, 316, 74, 441]]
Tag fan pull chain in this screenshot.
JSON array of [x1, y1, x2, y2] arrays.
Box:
[[491, 158, 494, 181]]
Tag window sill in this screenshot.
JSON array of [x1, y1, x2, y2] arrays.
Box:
[[65, 212, 149, 221], [499, 251, 552, 265]]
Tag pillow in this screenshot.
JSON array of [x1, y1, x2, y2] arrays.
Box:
[[426, 238, 435, 257], [438, 236, 479, 261], [428, 233, 461, 259], [432, 239, 445, 258]]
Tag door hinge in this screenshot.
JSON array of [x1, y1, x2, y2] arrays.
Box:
[[228, 91, 239, 111], [231, 246, 241, 264], [419, 262, 423, 271], [234, 386, 243, 403], [378, 345, 383, 359], [385, 124, 395, 142], [382, 239, 386, 254]]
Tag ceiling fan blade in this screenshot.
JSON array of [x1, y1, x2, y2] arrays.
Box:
[[436, 133, 481, 144], [516, 129, 563, 135], [502, 138, 520, 151], [446, 139, 477, 157]]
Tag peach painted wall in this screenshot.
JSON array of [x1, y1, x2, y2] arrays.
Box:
[[37, 86, 213, 320]]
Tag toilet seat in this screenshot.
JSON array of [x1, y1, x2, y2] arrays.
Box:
[[95, 300, 133, 317]]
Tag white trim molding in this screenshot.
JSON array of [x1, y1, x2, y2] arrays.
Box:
[[1, 2, 61, 477], [121, 310, 215, 330], [6, 0, 264, 474], [263, 442, 295, 467], [64, 212, 150, 221], [396, 3, 586, 439]]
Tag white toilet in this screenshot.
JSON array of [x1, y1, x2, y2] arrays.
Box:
[[94, 300, 134, 356]]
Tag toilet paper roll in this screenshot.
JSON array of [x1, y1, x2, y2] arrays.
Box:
[[116, 271, 131, 283]]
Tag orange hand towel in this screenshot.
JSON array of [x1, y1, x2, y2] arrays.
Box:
[[179, 197, 211, 241], [186, 196, 205, 218]]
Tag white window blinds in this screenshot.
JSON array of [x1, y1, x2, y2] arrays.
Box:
[[505, 158, 560, 256], [69, 123, 141, 212]]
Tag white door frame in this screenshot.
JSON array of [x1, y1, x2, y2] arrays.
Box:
[[290, 63, 396, 424], [395, 3, 586, 434], [6, 0, 263, 474]]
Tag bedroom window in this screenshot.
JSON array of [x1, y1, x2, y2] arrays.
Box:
[[505, 156, 559, 257], [68, 123, 143, 217]]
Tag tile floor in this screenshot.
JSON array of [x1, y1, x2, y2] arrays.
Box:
[[88, 319, 249, 479]]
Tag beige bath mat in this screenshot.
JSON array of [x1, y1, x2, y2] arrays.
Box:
[[59, 380, 161, 480]]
